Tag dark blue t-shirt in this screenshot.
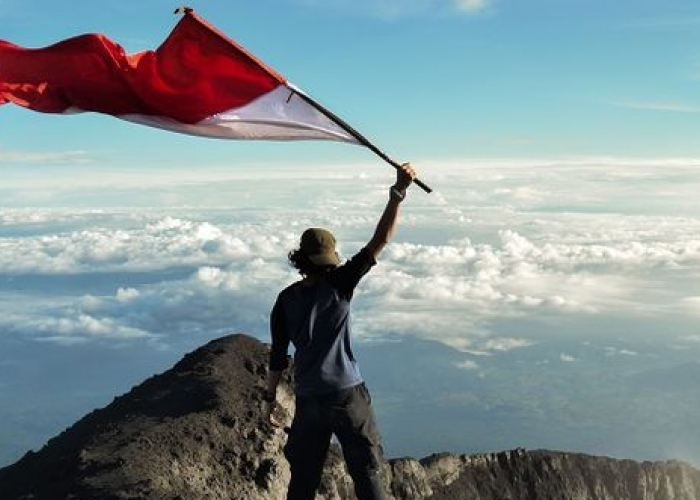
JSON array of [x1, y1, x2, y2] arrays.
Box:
[[269, 248, 375, 396]]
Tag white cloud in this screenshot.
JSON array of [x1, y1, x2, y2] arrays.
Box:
[[0, 312, 152, 343], [494, 186, 544, 202], [560, 353, 576, 362], [454, 0, 489, 13], [359, 230, 700, 328], [116, 287, 140, 302], [0, 145, 92, 164], [294, 0, 490, 18], [0, 210, 100, 226], [0, 216, 298, 274], [614, 101, 700, 114], [454, 359, 480, 370], [604, 347, 639, 357], [479, 337, 533, 352], [0, 258, 294, 344], [682, 297, 700, 315]]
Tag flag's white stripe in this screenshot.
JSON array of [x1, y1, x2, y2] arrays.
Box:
[[115, 85, 359, 143]]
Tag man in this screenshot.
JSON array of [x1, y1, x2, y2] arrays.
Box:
[[264, 162, 416, 500]]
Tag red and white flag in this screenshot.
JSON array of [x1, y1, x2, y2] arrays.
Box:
[[0, 9, 358, 143], [0, 9, 432, 192]]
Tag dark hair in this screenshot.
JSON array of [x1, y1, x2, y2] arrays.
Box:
[[288, 249, 336, 277]]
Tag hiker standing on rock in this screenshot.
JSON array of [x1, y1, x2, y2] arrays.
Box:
[[264, 162, 416, 500]]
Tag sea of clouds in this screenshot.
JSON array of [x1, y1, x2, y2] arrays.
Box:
[[1, 160, 699, 349], [1, 159, 699, 465]]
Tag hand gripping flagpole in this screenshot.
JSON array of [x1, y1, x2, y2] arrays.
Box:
[[175, 7, 432, 194], [290, 87, 433, 194]]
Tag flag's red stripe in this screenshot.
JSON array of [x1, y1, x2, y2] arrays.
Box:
[[184, 10, 287, 85], [0, 15, 286, 124]]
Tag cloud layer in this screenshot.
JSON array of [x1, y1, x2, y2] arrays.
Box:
[[2, 212, 698, 351], [2, 159, 699, 353], [2, 160, 700, 469]]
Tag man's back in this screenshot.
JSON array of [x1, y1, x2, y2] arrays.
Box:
[[270, 248, 375, 396]]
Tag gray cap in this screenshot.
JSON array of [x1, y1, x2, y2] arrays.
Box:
[[300, 228, 340, 266]]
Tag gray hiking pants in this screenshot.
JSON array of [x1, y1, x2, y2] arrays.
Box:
[[284, 382, 387, 500]]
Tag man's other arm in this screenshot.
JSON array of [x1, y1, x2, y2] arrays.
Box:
[[265, 298, 289, 426]]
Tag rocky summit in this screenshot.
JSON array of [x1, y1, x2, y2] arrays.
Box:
[[1, 334, 699, 500]]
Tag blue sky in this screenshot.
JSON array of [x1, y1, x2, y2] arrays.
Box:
[[2, 0, 700, 165], [2, 0, 700, 470]]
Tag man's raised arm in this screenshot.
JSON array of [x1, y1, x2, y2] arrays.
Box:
[[366, 162, 416, 261]]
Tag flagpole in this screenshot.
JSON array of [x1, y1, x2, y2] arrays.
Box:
[[174, 7, 432, 194], [292, 90, 433, 194]]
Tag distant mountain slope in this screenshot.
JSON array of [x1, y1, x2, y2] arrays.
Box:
[[1, 334, 698, 499]]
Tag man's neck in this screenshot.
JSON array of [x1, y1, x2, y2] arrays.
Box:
[[301, 275, 319, 287]]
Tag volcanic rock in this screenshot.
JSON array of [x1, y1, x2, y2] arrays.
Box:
[[1, 334, 699, 499]]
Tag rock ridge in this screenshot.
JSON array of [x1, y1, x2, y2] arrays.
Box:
[[1, 333, 698, 499]]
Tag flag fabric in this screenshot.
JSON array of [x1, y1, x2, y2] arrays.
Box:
[[0, 10, 359, 143]]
